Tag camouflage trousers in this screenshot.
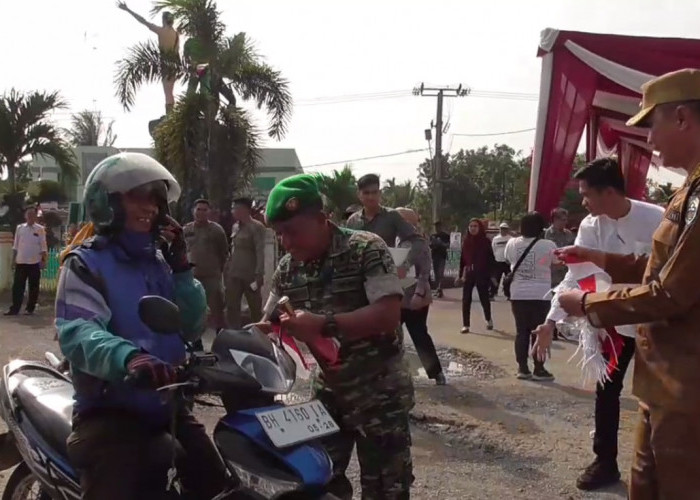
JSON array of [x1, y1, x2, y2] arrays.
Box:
[[316, 388, 414, 500]]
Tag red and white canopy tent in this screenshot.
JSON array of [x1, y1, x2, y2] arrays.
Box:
[[528, 28, 700, 215]]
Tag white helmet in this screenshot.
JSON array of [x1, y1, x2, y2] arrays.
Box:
[[83, 152, 181, 233]]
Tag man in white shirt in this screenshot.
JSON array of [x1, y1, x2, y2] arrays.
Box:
[[490, 222, 512, 298], [5, 206, 48, 316], [535, 158, 664, 491]]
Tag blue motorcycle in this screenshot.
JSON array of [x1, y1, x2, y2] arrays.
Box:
[[0, 296, 340, 499]]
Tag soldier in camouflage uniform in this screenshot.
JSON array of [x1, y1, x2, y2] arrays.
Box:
[[265, 174, 415, 500]]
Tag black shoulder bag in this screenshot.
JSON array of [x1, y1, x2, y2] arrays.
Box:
[[503, 237, 539, 300]]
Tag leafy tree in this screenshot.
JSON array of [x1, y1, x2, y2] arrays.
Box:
[[418, 145, 530, 228], [315, 165, 357, 221], [382, 178, 417, 208], [115, 0, 292, 217], [0, 89, 78, 229], [646, 179, 675, 206], [66, 110, 117, 147]]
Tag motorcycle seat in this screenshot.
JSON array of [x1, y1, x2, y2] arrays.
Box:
[[15, 376, 74, 458]]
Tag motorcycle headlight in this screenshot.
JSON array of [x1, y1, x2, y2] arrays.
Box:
[[226, 460, 299, 497]]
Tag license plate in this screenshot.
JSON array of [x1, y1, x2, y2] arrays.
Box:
[[255, 400, 339, 448]]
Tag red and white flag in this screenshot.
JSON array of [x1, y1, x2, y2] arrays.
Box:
[[556, 254, 626, 384]]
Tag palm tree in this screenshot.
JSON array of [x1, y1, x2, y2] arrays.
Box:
[[0, 89, 78, 229], [114, 0, 292, 215], [66, 110, 117, 147], [315, 165, 357, 221], [382, 178, 416, 208]]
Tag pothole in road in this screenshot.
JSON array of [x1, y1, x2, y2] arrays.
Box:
[[405, 345, 506, 381]]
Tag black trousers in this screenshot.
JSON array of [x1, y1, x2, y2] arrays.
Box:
[[10, 263, 41, 313], [67, 409, 227, 500], [490, 262, 510, 297], [593, 334, 636, 466], [510, 300, 550, 370], [432, 257, 446, 291], [462, 272, 491, 326], [401, 306, 443, 379]]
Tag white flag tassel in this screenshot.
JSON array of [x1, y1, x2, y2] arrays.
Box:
[[551, 259, 614, 388]]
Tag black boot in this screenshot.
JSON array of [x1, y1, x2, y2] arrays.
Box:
[[576, 459, 621, 491]]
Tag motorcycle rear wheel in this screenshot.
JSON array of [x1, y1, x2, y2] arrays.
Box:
[[2, 463, 51, 500]]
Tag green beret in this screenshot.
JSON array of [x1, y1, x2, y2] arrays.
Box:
[[265, 174, 323, 223]]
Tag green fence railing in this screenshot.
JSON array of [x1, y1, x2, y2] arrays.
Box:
[[40, 248, 62, 293]]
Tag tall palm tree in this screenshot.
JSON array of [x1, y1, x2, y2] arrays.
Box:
[[114, 0, 292, 215], [315, 165, 357, 221], [0, 89, 78, 228], [66, 110, 117, 147]]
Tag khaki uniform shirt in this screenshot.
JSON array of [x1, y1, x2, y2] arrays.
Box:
[[226, 219, 266, 282], [585, 169, 700, 411], [183, 221, 228, 279], [271, 225, 414, 424]]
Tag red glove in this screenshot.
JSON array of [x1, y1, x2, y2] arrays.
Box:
[[126, 353, 177, 389]]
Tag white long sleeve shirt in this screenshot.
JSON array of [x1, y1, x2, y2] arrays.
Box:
[[546, 199, 665, 337]]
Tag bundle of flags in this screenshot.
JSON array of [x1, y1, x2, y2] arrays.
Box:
[[551, 254, 626, 387]]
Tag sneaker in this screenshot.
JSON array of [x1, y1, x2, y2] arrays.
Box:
[[3, 310, 18, 316], [460, 326, 469, 334], [486, 320, 493, 330], [576, 459, 621, 491], [516, 368, 532, 380], [24, 310, 34, 316], [435, 372, 447, 386], [533, 367, 555, 381]]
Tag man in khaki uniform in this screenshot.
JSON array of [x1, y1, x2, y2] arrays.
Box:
[[225, 197, 266, 328], [545, 69, 700, 499], [183, 199, 228, 331]]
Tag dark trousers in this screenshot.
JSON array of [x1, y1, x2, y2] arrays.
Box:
[[510, 300, 550, 370], [67, 410, 227, 500], [401, 306, 443, 379], [593, 334, 635, 466], [10, 263, 41, 313], [432, 257, 446, 291], [462, 272, 491, 326], [490, 262, 510, 297], [317, 390, 413, 500]]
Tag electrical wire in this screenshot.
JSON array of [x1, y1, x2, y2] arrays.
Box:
[[452, 127, 536, 137], [303, 148, 429, 169]]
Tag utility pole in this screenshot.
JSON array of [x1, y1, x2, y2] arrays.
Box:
[[413, 84, 470, 223]]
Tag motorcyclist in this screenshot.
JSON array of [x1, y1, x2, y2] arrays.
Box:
[[55, 152, 227, 499]]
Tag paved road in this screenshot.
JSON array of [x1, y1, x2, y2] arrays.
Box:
[[0, 289, 633, 499]]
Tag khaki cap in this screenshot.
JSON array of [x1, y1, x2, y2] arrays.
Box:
[[627, 68, 700, 127]]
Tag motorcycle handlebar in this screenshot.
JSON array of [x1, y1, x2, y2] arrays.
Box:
[[123, 366, 191, 391]]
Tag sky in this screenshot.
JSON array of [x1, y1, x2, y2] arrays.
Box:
[[2, 0, 698, 187]]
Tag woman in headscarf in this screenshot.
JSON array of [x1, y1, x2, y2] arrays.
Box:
[[456, 218, 494, 333]]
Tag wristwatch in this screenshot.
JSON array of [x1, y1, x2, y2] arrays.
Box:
[[321, 312, 339, 338]]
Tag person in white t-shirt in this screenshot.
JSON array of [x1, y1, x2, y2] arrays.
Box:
[[533, 157, 664, 491], [490, 222, 512, 298], [5, 206, 47, 316], [504, 212, 557, 382]]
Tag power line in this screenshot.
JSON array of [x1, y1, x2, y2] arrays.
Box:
[[294, 88, 538, 106], [452, 127, 536, 137], [303, 148, 428, 169]]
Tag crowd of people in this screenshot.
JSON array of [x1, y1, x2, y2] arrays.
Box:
[[5, 67, 700, 499]]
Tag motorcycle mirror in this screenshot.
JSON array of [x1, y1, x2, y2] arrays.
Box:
[[138, 296, 182, 335]]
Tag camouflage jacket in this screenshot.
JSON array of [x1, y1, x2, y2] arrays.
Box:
[[271, 224, 415, 418]]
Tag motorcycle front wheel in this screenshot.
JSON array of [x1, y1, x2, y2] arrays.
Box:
[[2, 462, 50, 500]]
